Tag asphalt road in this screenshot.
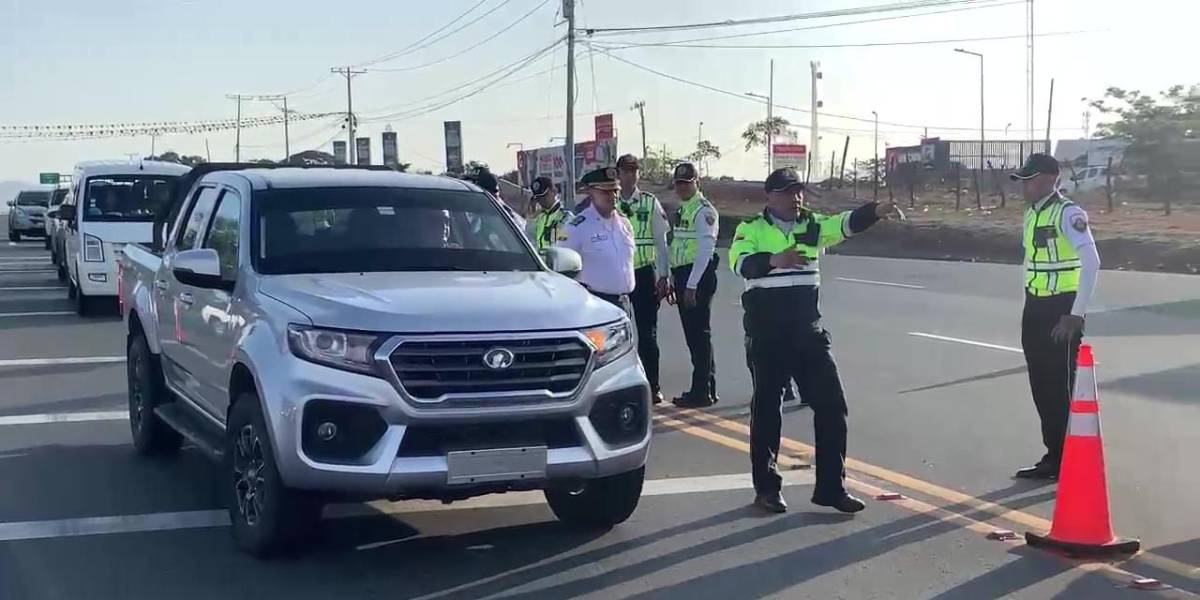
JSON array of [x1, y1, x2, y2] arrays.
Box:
[[1, 221, 1196, 599]]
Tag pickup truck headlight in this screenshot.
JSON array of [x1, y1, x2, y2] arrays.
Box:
[[83, 234, 104, 262], [583, 319, 634, 367], [287, 325, 381, 375]]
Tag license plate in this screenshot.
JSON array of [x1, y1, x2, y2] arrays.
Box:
[[445, 446, 547, 485]]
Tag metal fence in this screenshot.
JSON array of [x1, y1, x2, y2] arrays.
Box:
[[947, 139, 1049, 170]]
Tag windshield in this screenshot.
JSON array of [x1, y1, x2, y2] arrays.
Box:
[[82, 175, 177, 222], [255, 186, 538, 275], [50, 188, 67, 206], [15, 192, 49, 207]]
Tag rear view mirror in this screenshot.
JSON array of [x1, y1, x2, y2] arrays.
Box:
[[540, 247, 582, 279], [57, 205, 75, 222], [173, 248, 232, 291], [5, 200, 12, 207], [47, 209, 59, 219]]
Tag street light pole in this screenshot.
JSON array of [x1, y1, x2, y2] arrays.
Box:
[[564, 0, 577, 209], [872, 110, 879, 201], [955, 48, 984, 209], [746, 90, 775, 171], [767, 59, 774, 171]]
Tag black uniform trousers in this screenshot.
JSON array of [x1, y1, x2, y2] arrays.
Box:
[[748, 324, 848, 499], [629, 265, 661, 394], [1021, 291, 1082, 467], [672, 256, 719, 399]]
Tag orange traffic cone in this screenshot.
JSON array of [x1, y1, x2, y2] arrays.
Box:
[[1026, 344, 1140, 557]]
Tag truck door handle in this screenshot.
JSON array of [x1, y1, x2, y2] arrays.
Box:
[[176, 292, 195, 307], [154, 280, 169, 291]]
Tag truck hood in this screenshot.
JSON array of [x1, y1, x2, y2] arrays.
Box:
[[258, 271, 625, 333]]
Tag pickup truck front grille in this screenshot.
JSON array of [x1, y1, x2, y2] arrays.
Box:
[[388, 335, 592, 401]]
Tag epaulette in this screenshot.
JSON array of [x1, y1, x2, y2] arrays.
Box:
[[569, 214, 586, 226]]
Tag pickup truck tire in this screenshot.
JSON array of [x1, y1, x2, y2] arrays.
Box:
[[56, 259, 67, 282], [10, 230, 20, 242], [228, 393, 323, 557], [127, 332, 183, 455], [43, 236, 51, 250], [73, 279, 93, 316], [545, 465, 645, 528]]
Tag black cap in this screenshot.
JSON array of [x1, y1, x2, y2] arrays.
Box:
[[579, 166, 620, 191], [616, 154, 640, 170], [764, 167, 805, 192], [471, 169, 500, 194], [530, 176, 554, 198], [1010, 153, 1060, 181], [672, 162, 698, 182]]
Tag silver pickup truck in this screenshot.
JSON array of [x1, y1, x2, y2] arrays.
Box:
[[120, 164, 650, 556]]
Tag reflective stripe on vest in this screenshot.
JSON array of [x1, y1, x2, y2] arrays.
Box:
[[670, 195, 707, 268], [1023, 195, 1080, 296], [744, 270, 820, 290], [619, 192, 657, 269]]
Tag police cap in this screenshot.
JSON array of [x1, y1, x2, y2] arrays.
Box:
[[580, 166, 620, 191], [530, 176, 555, 198], [616, 154, 640, 171], [764, 167, 805, 192], [1010, 153, 1060, 180], [672, 162, 699, 182]]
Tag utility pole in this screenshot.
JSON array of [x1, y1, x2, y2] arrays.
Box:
[[225, 94, 245, 162], [697, 121, 704, 176], [872, 110, 879, 201], [955, 48, 984, 209], [282, 96, 290, 161], [564, 0, 577, 208], [1045, 77, 1055, 148], [632, 100, 647, 159], [150, 133, 157, 157], [768, 59, 774, 171], [330, 67, 367, 164], [810, 61, 821, 182], [1026, 0, 1035, 139], [227, 93, 294, 162]]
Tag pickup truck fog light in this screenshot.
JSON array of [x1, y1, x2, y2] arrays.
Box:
[[588, 387, 648, 446], [301, 400, 387, 464], [87, 273, 107, 283], [316, 422, 338, 441]]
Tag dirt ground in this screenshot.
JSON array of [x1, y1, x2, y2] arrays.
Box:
[[642, 180, 1200, 275]]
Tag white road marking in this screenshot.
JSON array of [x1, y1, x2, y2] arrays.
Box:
[[0, 471, 815, 542], [0, 356, 124, 368], [836, 277, 925, 289], [0, 411, 127, 426], [0, 311, 75, 318], [0, 286, 64, 291], [0, 269, 56, 274], [908, 332, 1023, 354]]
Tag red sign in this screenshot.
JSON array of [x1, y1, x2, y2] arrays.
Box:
[[595, 114, 614, 140], [771, 144, 807, 170]]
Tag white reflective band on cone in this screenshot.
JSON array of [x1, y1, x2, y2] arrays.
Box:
[[1073, 366, 1097, 402], [1067, 412, 1100, 437]]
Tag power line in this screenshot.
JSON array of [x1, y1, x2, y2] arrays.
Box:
[[356, 0, 517, 67], [585, 0, 1003, 35], [585, 1, 1021, 48], [0, 112, 338, 140], [370, 0, 553, 73], [591, 29, 1093, 51]]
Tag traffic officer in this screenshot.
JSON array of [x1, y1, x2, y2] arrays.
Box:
[[556, 166, 636, 311], [470, 168, 527, 233], [615, 154, 672, 404], [669, 162, 720, 408], [731, 167, 903, 514], [529, 176, 572, 251], [1011, 153, 1100, 480]]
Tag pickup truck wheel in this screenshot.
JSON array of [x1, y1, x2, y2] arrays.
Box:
[[227, 394, 323, 557], [57, 260, 67, 283], [74, 283, 90, 316], [545, 466, 645, 528], [43, 236, 51, 250], [10, 231, 20, 242], [127, 332, 182, 455]]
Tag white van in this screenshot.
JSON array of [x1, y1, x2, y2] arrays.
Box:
[[60, 160, 190, 314]]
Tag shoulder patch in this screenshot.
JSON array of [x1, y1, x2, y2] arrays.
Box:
[[569, 215, 586, 226], [1070, 213, 1088, 232], [704, 211, 716, 226]]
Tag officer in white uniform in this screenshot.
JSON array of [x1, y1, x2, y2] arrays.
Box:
[[556, 166, 636, 311]]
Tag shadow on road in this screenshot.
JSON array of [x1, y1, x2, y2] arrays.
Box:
[[898, 365, 1028, 395], [1103, 363, 1200, 405]]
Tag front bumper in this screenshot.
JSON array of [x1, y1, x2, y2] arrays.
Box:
[[262, 345, 651, 499], [77, 260, 118, 297]]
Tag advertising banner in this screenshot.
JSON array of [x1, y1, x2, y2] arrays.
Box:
[[772, 144, 807, 171], [594, 114, 614, 140], [517, 138, 618, 192], [381, 130, 398, 168], [444, 121, 464, 175], [332, 141, 347, 165], [355, 137, 371, 166]]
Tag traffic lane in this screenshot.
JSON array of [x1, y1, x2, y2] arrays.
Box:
[[0, 361, 124, 415], [0, 311, 124, 360], [2, 485, 1169, 600], [656, 259, 1198, 565]]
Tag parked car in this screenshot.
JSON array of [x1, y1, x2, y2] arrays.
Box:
[[7, 189, 50, 241], [57, 160, 189, 314], [44, 187, 67, 251], [1067, 164, 1111, 194], [120, 164, 650, 557]]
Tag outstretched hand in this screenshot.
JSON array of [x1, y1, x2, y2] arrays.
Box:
[[1051, 314, 1084, 344], [876, 201, 906, 221]]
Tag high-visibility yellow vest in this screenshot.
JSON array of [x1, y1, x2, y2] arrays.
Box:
[[670, 193, 712, 268], [618, 190, 659, 269], [531, 203, 569, 250], [728, 209, 850, 289], [1023, 194, 1081, 296]]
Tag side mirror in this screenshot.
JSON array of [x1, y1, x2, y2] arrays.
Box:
[[540, 246, 582, 279], [47, 209, 59, 219], [57, 204, 75, 222], [5, 200, 13, 207], [173, 248, 232, 291]]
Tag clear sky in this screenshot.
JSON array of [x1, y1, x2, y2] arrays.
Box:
[[0, 0, 1192, 183]]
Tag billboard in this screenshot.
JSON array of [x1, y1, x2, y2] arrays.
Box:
[[772, 144, 807, 170], [594, 114, 614, 140], [332, 141, 347, 165], [381, 130, 398, 168], [356, 137, 371, 166], [517, 138, 619, 192], [444, 121, 464, 175]]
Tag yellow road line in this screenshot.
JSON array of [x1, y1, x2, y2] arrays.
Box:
[[660, 406, 1198, 585]]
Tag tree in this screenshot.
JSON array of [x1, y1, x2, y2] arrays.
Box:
[[285, 150, 337, 166], [640, 146, 680, 182], [1092, 84, 1200, 210], [145, 151, 206, 166], [740, 117, 792, 152], [465, 160, 489, 174], [689, 140, 722, 178]]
